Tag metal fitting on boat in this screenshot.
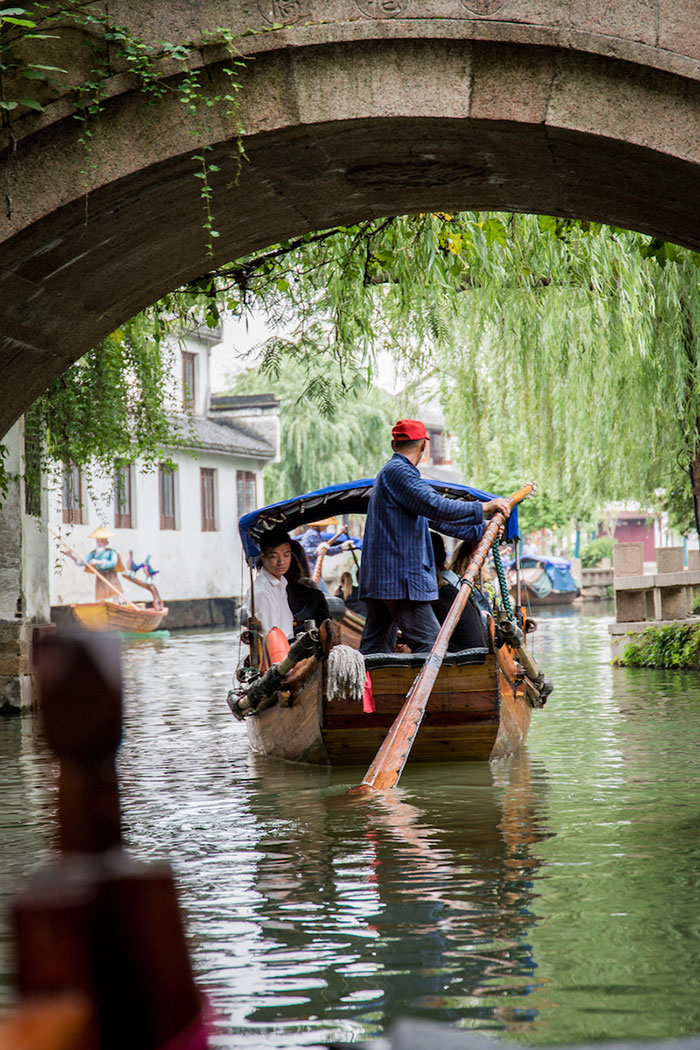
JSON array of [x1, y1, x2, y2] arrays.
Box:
[[495, 617, 525, 649], [226, 626, 321, 720], [525, 672, 554, 708]]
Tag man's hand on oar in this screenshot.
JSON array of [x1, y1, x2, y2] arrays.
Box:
[[483, 496, 511, 518]]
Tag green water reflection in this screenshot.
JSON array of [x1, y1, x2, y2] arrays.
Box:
[[0, 608, 699, 1047]]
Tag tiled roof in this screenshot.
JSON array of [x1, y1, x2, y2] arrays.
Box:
[[169, 413, 276, 459]]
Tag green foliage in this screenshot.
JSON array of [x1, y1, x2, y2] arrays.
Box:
[[225, 363, 394, 503], [581, 535, 614, 568], [616, 622, 700, 668], [1, 5, 246, 249], [24, 316, 179, 488], [660, 463, 698, 538], [183, 212, 700, 526], [0, 6, 65, 115]]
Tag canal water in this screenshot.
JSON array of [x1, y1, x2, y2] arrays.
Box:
[[1, 604, 700, 1048]]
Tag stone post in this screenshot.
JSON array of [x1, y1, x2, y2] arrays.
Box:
[[612, 542, 648, 623], [0, 421, 51, 713]]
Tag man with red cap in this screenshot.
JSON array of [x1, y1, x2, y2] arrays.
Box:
[[358, 419, 510, 654]]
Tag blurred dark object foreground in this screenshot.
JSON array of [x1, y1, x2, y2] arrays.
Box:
[[1, 631, 207, 1050], [327, 1021, 700, 1050]]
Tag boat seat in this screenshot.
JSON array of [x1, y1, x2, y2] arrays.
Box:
[[364, 647, 490, 670]]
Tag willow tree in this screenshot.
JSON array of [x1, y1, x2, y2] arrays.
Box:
[[224, 360, 395, 503], [195, 213, 700, 531], [12, 211, 700, 534]]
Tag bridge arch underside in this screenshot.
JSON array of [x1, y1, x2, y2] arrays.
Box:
[[3, 33, 700, 435]]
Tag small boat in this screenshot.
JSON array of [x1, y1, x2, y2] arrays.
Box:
[[69, 600, 169, 633], [232, 479, 550, 767], [509, 554, 580, 606]]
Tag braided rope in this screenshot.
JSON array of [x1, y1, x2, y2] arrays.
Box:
[[491, 538, 514, 620]]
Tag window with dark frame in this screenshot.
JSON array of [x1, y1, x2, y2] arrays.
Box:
[[429, 428, 448, 465], [159, 464, 177, 530], [114, 463, 133, 529], [236, 470, 257, 517], [182, 351, 196, 411], [62, 463, 83, 524], [200, 467, 217, 531]]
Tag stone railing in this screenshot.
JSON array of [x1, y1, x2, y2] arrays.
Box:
[[613, 544, 700, 622], [609, 543, 700, 659]]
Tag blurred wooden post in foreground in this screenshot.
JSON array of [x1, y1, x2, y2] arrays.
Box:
[[3, 631, 207, 1050]]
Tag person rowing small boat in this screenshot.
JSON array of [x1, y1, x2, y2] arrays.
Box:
[[228, 468, 553, 774]]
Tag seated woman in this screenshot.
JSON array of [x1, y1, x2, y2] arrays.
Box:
[[246, 528, 329, 646], [430, 532, 489, 651], [448, 538, 495, 627], [286, 539, 330, 634]]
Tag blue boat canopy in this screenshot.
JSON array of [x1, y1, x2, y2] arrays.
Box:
[[520, 554, 579, 594], [239, 477, 520, 561]]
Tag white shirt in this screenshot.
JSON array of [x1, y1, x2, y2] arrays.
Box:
[[246, 567, 294, 640]]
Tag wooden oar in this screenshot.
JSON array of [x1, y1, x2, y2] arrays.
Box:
[[356, 482, 535, 793], [311, 528, 347, 584], [48, 526, 141, 612]]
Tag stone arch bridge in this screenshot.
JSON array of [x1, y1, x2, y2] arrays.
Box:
[[3, 0, 700, 437]]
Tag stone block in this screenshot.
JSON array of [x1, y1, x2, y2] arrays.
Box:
[[0, 674, 33, 713], [615, 589, 649, 623], [656, 547, 684, 573], [614, 574, 647, 591], [614, 542, 644, 576], [688, 549, 700, 570], [645, 590, 656, 621], [658, 586, 689, 621]]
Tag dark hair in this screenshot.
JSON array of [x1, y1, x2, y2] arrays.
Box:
[[430, 530, 446, 572], [287, 539, 311, 584], [448, 539, 476, 578], [259, 527, 292, 555], [392, 437, 423, 453]]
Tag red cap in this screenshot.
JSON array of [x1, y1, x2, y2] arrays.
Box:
[[391, 419, 429, 441]]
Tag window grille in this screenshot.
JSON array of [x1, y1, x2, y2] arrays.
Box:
[[236, 470, 257, 517], [200, 467, 217, 531], [114, 463, 133, 529], [182, 352, 196, 411], [62, 463, 83, 524], [159, 465, 177, 530]]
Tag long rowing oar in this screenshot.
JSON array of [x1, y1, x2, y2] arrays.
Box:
[[48, 525, 141, 612], [311, 528, 347, 584], [354, 482, 535, 794]]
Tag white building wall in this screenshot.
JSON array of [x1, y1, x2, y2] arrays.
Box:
[[0, 420, 50, 622], [49, 448, 262, 606], [49, 326, 272, 609]]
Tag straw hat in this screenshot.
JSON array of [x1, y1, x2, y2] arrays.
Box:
[[89, 526, 114, 540], [309, 517, 338, 528]]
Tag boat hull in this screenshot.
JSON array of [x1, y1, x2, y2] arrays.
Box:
[[512, 584, 579, 606], [245, 644, 531, 767], [69, 602, 168, 633]]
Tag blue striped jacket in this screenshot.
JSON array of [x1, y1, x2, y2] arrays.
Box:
[[358, 453, 485, 601]]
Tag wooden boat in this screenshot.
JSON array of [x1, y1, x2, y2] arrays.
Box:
[[69, 600, 168, 633], [234, 478, 547, 767], [245, 639, 531, 766], [508, 554, 580, 607]]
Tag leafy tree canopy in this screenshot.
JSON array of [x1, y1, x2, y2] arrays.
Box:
[[224, 361, 395, 503], [6, 210, 700, 543]]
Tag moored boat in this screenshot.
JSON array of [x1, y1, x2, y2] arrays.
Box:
[[508, 554, 580, 606], [69, 600, 169, 633], [230, 479, 551, 768]]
